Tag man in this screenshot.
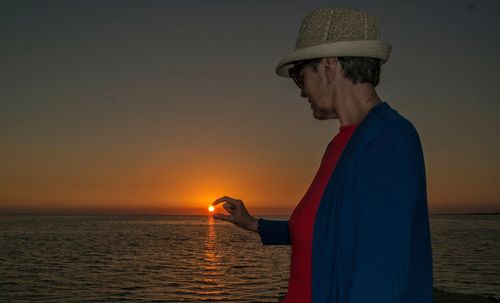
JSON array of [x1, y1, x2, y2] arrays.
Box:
[[213, 7, 433, 303]]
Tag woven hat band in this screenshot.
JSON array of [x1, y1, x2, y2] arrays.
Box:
[[276, 40, 390, 77]]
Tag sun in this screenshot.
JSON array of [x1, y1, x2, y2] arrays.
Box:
[[208, 205, 215, 212]]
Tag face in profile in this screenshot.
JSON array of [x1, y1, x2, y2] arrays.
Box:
[[294, 61, 338, 121]]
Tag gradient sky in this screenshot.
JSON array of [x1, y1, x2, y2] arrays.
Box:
[[1, 0, 499, 214]]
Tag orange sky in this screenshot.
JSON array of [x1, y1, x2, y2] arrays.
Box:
[[1, 2, 499, 215], [1, 137, 498, 215]]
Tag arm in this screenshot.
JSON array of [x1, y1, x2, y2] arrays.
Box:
[[258, 218, 291, 245], [348, 127, 427, 303]]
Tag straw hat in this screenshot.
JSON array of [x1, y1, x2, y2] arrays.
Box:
[[276, 7, 392, 77]]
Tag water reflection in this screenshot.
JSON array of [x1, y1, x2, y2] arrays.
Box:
[[197, 216, 225, 299], [202, 216, 218, 270]]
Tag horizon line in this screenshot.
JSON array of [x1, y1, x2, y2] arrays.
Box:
[[0, 208, 498, 217]]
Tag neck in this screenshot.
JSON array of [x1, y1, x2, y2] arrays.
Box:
[[335, 84, 381, 126]]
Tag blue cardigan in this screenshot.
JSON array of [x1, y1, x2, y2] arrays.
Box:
[[258, 102, 433, 303]]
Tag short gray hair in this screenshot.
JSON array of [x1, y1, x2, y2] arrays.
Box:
[[337, 57, 381, 87]]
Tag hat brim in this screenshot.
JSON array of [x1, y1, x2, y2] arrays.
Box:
[[275, 40, 392, 77]]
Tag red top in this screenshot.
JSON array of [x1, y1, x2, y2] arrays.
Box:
[[283, 124, 358, 303]]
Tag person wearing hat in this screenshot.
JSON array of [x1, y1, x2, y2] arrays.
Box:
[[212, 7, 433, 303]]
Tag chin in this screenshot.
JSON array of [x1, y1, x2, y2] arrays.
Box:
[[312, 108, 337, 120], [313, 112, 327, 120]]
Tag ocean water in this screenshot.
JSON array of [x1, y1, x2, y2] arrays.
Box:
[[430, 214, 499, 298], [0, 214, 498, 302]]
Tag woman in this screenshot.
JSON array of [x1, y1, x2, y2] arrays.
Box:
[[212, 7, 433, 303]]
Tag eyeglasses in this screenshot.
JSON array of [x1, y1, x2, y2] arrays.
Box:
[[288, 59, 322, 89]]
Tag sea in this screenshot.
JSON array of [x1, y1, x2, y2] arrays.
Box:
[[0, 214, 498, 302]]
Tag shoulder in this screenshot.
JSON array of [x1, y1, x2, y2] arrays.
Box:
[[357, 106, 424, 169], [366, 104, 422, 149]]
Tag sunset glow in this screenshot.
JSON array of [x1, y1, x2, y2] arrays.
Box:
[[208, 206, 215, 212], [0, 2, 499, 216]]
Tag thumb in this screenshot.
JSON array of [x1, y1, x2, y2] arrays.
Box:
[[213, 213, 233, 222]]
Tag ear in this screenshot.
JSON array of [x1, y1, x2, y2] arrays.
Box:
[[324, 57, 337, 85]]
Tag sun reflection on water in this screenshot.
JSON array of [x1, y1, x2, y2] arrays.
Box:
[[197, 216, 226, 298], [202, 216, 218, 270]]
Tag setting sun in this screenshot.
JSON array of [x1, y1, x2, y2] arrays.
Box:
[[208, 205, 215, 212]]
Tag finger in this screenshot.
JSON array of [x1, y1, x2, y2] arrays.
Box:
[[212, 196, 232, 205], [213, 213, 234, 222], [213, 196, 238, 206]]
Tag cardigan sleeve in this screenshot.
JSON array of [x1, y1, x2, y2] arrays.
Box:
[[347, 127, 426, 303], [257, 218, 291, 245]]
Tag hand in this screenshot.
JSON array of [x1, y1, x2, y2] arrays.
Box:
[[212, 196, 259, 232]]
